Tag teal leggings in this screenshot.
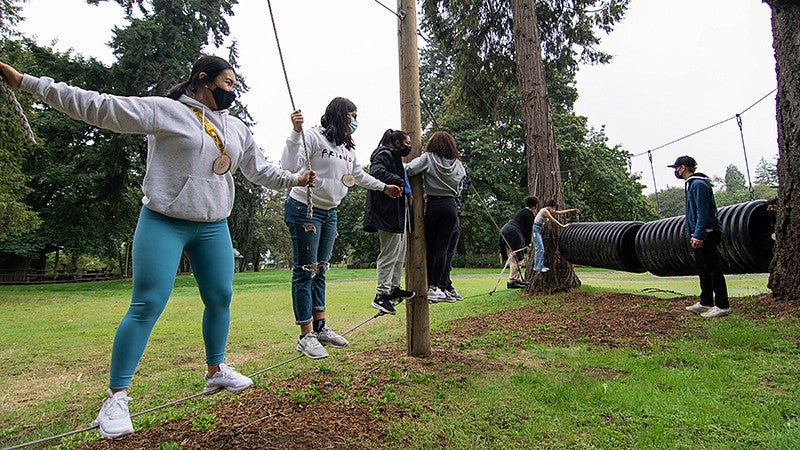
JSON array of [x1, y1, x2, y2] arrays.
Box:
[[109, 207, 234, 390]]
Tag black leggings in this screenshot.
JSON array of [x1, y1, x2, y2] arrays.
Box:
[[425, 196, 460, 289]]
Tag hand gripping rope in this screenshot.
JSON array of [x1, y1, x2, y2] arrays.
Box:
[[266, 0, 314, 219], [0, 75, 36, 146]]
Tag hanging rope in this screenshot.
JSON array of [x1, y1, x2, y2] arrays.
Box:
[[265, 0, 314, 219], [0, 76, 36, 146], [627, 156, 637, 221], [647, 151, 660, 218], [735, 114, 756, 201]]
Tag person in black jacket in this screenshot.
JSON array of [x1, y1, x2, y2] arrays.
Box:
[[499, 195, 539, 289], [364, 129, 415, 314]]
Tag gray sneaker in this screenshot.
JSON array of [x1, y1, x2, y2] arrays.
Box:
[[317, 326, 349, 348], [297, 332, 329, 359], [685, 302, 712, 314], [701, 306, 731, 318]]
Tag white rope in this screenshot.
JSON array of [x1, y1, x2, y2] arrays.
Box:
[[0, 76, 36, 146]]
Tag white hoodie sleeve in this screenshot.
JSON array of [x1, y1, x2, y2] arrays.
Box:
[[20, 74, 169, 135], [281, 129, 314, 172], [351, 152, 387, 191]]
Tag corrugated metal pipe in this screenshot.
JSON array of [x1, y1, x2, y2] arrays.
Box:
[[558, 200, 774, 276]]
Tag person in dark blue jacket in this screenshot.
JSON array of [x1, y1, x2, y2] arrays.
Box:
[[364, 129, 415, 314], [669, 155, 730, 318]]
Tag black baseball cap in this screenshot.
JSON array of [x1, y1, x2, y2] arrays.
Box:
[[667, 155, 696, 169]]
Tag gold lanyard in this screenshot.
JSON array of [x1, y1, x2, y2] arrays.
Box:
[[187, 105, 232, 174]]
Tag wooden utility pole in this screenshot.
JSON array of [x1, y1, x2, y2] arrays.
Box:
[[398, 0, 430, 356]]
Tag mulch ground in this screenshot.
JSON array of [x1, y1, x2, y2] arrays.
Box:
[[77, 291, 799, 450]]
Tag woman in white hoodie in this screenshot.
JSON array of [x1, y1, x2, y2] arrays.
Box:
[[281, 97, 402, 360], [405, 131, 466, 303], [0, 56, 314, 440]]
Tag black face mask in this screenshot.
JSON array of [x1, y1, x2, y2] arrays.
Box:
[[674, 169, 682, 179], [211, 84, 236, 110], [399, 145, 412, 157]]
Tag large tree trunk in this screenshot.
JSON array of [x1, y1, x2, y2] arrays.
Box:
[[510, 0, 580, 293], [765, 0, 800, 299]]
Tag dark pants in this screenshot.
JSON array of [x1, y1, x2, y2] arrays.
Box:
[[425, 196, 459, 289], [694, 230, 729, 309]]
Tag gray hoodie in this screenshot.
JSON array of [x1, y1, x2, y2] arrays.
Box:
[[20, 74, 299, 222], [405, 152, 465, 197]]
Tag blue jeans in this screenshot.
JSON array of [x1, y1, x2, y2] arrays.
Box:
[[284, 197, 337, 325], [110, 207, 234, 389], [532, 223, 545, 270]]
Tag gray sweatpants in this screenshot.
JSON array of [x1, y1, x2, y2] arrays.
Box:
[[376, 230, 406, 295]]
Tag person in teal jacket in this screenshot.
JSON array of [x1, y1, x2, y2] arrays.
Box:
[[669, 155, 729, 318]]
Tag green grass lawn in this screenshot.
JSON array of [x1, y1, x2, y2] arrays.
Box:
[[1, 267, 797, 449]]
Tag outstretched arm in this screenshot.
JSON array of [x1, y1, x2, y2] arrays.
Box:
[[0, 61, 23, 88], [541, 208, 568, 228], [554, 208, 580, 215]]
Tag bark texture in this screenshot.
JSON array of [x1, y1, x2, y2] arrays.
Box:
[[510, 0, 580, 293], [766, 0, 800, 299]]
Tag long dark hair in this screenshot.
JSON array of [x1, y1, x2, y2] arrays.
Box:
[[320, 97, 357, 150], [378, 129, 410, 149], [424, 131, 460, 160], [166, 55, 234, 100]]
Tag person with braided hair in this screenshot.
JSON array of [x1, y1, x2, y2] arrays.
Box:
[[0, 56, 315, 439]]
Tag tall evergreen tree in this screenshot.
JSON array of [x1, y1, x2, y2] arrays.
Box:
[[764, 0, 800, 299], [0, 0, 245, 274]]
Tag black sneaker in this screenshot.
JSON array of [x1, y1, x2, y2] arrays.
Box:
[[387, 287, 415, 304], [371, 294, 396, 315], [507, 281, 526, 289]]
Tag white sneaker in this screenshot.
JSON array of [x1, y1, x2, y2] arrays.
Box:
[[446, 288, 464, 301], [297, 332, 329, 359], [427, 286, 447, 303], [442, 289, 458, 303], [701, 306, 731, 318], [317, 326, 349, 348], [685, 302, 712, 314], [204, 362, 253, 394], [540, 267, 550, 273], [94, 389, 134, 439]]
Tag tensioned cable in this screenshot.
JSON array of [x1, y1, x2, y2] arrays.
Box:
[[547, 87, 777, 177], [371, 0, 403, 19], [4, 311, 387, 450], [265, 0, 314, 219]]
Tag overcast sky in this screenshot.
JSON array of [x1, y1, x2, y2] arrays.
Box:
[[17, 0, 778, 194]]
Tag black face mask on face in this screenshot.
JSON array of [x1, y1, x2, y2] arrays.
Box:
[[211, 85, 236, 110], [399, 144, 412, 157], [674, 169, 683, 179]]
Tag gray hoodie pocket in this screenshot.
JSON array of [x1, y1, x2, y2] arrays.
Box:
[[164, 176, 233, 221]]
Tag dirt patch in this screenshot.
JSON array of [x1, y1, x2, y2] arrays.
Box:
[[76, 292, 798, 450]]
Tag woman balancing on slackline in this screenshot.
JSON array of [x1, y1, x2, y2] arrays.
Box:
[[0, 56, 315, 439], [281, 97, 403, 360]]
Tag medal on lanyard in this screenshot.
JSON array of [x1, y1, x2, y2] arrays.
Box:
[[341, 173, 355, 187], [213, 154, 232, 175], [187, 106, 232, 175]]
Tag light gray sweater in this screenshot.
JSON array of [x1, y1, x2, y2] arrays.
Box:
[[405, 152, 465, 197], [20, 74, 299, 222]]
